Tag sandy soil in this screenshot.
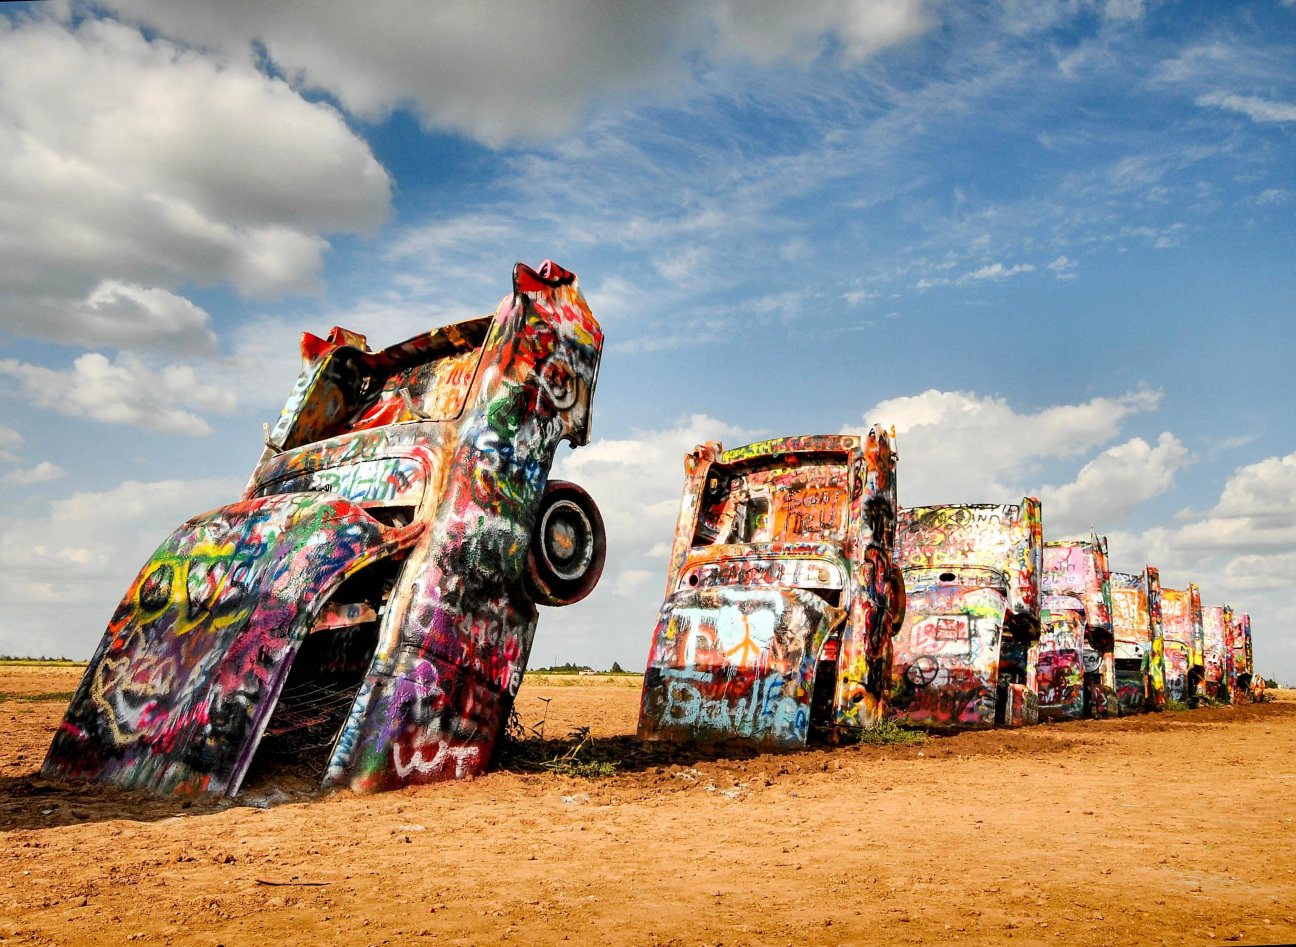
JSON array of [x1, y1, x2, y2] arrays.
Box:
[[2, 667, 1293, 946]]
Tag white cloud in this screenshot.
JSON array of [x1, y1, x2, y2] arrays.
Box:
[[706, 0, 932, 65], [0, 353, 236, 435], [1103, 450, 1296, 682], [1047, 255, 1078, 278], [1197, 91, 1296, 124], [0, 425, 20, 462], [1039, 432, 1190, 534], [28, 281, 218, 356], [1175, 451, 1296, 553], [104, 0, 931, 147], [959, 261, 1036, 284], [0, 12, 391, 349], [0, 476, 240, 658], [2, 461, 66, 486], [850, 388, 1161, 505]]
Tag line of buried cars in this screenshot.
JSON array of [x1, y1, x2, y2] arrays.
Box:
[[636, 429, 1262, 753], [42, 261, 1263, 800]]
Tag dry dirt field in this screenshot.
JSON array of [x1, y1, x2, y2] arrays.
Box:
[[2, 665, 1294, 947]]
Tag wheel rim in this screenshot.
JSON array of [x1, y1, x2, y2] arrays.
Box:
[[539, 499, 594, 582]]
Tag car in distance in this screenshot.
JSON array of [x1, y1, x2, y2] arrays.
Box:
[[1040, 535, 1116, 720], [889, 499, 1043, 729]]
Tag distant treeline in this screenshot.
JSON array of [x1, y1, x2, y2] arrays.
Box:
[[0, 655, 86, 665], [531, 661, 637, 675]]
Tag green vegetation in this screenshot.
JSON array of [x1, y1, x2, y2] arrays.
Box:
[[530, 661, 594, 674], [530, 661, 639, 676], [844, 719, 928, 747], [0, 691, 75, 702], [1165, 699, 1190, 712], [0, 656, 86, 666]]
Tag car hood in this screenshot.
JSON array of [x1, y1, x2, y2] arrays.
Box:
[[43, 492, 422, 798]]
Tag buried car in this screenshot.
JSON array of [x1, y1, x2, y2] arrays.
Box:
[[44, 261, 607, 797], [1232, 611, 1259, 700], [637, 431, 902, 748], [1159, 585, 1201, 704], [890, 499, 1043, 729], [1039, 535, 1115, 720], [1201, 605, 1233, 703], [1108, 568, 1167, 714]]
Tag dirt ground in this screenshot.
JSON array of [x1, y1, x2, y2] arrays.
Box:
[[2, 666, 1294, 947]]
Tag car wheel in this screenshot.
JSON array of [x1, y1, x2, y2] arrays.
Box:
[[526, 480, 606, 606]]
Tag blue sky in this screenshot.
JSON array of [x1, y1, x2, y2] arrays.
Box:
[[1, 0, 1294, 679]]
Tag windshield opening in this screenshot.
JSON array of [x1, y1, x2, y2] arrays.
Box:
[[693, 452, 850, 547]]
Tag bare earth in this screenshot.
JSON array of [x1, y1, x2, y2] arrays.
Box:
[[2, 666, 1294, 946]]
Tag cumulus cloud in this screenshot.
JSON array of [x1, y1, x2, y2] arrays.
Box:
[[1176, 451, 1296, 553], [1039, 432, 1190, 534], [0, 476, 240, 657], [1197, 91, 1296, 124], [7, 281, 220, 356], [0, 353, 236, 435], [1102, 450, 1296, 680], [2, 461, 67, 486], [849, 388, 1161, 505], [104, 0, 930, 146], [0, 12, 391, 349]]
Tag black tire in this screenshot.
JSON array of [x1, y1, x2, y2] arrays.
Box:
[[525, 480, 606, 606]]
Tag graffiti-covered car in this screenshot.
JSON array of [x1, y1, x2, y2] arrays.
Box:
[[1039, 536, 1115, 720], [1160, 585, 1201, 704], [889, 500, 1042, 729], [1232, 611, 1258, 700], [637, 431, 902, 748], [1201, 605, 1232, 702], [44, 261, 607, 797], [1108, 568, 1166, 714]]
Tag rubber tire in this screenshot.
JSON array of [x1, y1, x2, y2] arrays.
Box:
[[525, 480, 606, 607]]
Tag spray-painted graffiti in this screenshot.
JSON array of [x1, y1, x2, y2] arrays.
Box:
[[46, 261, 607, 797], [639, 431, 901, 748], [44, 495, 421, 796], [1041, 535, 1116, 720], [1159, 587, 1194, 702], [1109, 569, 1165, 714], [1201, 605, 1229, 701], [639, 586, 840, 747], [890, 500, 1042, 730], [1038, 599, 1085, 720], [1231, 612, 1257, 699]]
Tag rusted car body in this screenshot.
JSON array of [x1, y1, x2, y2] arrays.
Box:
[[44, 261, 607, 797], [638, 431, 902, 748], [1109, 568, 1166, 714], [1201, 605, 1232, 702], [1039, 536, 1115, 720], [889, 500, 1042, 729], [1160, 586, 1198, 703]]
